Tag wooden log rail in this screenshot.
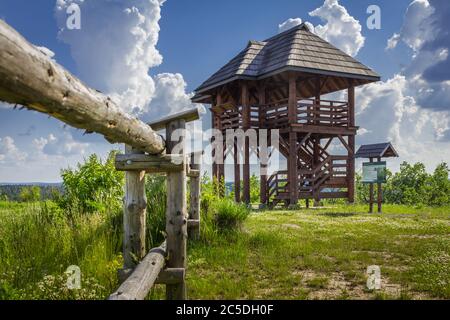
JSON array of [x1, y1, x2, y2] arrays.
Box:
[[0, 20, 164, 154], [0, 20, 204, 301]]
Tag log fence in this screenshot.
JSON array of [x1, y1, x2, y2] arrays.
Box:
[[0, 19, 202, 300]]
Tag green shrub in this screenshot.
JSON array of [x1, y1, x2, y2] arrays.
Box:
[[211, 198, 250, 231], [59, 151, 124, 214], [19, 186, 41, 202]]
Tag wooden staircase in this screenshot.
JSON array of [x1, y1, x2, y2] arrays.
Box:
[[267, 134, 349, 207]]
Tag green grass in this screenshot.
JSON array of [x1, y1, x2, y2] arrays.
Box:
[[1, 201, 449, 300], [184, 204, 450, 300], [0, 201, 122, 299]]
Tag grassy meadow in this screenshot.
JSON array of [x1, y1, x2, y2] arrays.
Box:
[[1, 200, 449, 300]]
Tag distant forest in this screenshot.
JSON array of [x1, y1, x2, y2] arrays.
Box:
[[0, 184, 63, 201]]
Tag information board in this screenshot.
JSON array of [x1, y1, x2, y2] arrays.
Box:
[[362, 161, 387, 184]]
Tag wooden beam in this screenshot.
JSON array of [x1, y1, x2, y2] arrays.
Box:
[[288, 73, 298, 206], [258, 84, 268, 206], [115, 154, 184, 172], [289, 124, 357, 136], [347, 81, 355, 203], [0, 20, 164, 154], [122, 146, 147, 270], [148, 107, 200, 131], [165, 119, 187, 300], [109, 241, 166, 300], [242, 81, 251, 204], [337, 135, 353, 155]]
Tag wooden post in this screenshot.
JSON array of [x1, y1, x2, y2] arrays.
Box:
[[211, 108, 218, 183], [313, 138, 320, 207], [347, 81, 355, 203], [258, 84, 267, 207], [188, 152, 201, 240], [123, 145, 147, 270], [165, 119, 187, 300], [242, 81, 251, 204], [216, 93, 225, 196], [288, 73, 298, 207], [369, 158, 374, 213], [234, 140, 241, 203], [377, 157, 382, 213]]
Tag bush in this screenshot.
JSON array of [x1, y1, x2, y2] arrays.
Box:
[[59, 151, 124, 214], [19, 186, 41, 202], [211, 198, 250, 231]]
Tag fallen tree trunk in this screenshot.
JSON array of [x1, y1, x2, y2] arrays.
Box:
[[109, 241, 167, 300], [0, 20, 164, 154]]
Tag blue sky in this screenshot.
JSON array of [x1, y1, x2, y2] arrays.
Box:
[[0, 0, 449, 182]]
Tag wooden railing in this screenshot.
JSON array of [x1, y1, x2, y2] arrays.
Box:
[[0, 20, 203, 301], [267, 155, 348, 205], [297, 99, 349, 127], [264, 99, 349, 129]]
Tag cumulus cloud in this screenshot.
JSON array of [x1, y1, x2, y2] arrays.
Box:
[[33, 132, 89, 157], [386, 0, 435, 52], [0, 136, 27, 162], [279, 0, 364, 57], [355, 0, 450, 168], [309, 0, 365, 57], [55, 0, 200, 122]]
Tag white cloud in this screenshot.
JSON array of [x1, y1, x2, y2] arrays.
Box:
[[386, 0, 435, 52], [0, 136, 27, 162], [55, 0, 201, 122], [309, 0, 365, 57], [33, 132, 89, 157]]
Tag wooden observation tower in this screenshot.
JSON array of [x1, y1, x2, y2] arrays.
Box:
[[192, 24, 380, 207]]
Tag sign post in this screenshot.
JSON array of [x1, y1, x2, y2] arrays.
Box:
[[362, 159, 386, 213]]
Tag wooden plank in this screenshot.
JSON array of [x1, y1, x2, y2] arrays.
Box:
[[115, 154, 184, 172], [109, 241, 166, 300], [165, 119, 187, 300], [148, 107, 200, 131], [122, 146, 147, 270], [0, 20, 164, 154]]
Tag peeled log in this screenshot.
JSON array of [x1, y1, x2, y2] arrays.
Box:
[[0, 20, 164, 154]]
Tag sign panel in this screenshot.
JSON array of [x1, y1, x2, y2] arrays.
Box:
[[362, 161, 387, 184]]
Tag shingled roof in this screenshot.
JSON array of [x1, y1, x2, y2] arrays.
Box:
[[194, 23, 380, 94], [355, 143, 399, 159]]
